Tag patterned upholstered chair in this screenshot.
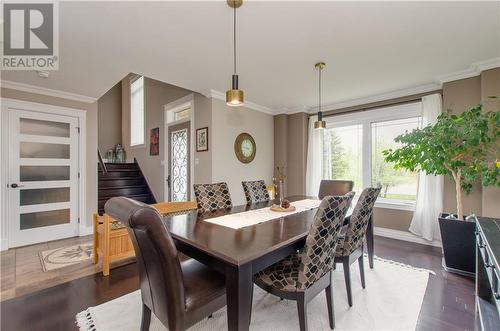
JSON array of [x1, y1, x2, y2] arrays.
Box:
[[241, 180, 270, 204], [318, 180, 354, 199], [254, 193, 355, 331], [334, 187, 381, 307], [193, 182, 233, 213]]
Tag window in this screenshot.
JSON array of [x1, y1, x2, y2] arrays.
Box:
[[322, 102, 422, 209], [173, 107, 190, 121], [371, 118, 421, 201], [130, 76, 144, 146]]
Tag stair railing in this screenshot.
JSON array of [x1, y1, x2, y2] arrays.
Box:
[[98, 149, 108, 174]]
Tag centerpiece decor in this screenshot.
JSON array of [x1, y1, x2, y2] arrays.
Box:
[[383, 104, 499, 275]]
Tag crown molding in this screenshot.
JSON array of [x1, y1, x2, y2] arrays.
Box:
[[208, 89, 275, 115], [0, 80, 97, 103], [308, 82, 442, 114], [435, 57, 500, 84]]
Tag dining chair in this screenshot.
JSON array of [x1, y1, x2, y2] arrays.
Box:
[[193, 182, 233, 213], [241, 180, 271, 204], [318, 180, 354, 199], [104, 197, 226, 331], [334, 187, 381, 307], [254, 193, 355, 331]]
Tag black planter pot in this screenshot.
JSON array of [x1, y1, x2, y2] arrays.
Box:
[[438, 213, 476, 277]]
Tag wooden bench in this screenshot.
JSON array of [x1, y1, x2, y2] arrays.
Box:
[[93, 201, 198, 276]]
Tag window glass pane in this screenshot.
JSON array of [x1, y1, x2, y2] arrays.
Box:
[[174, 108, 190, 121], [20, 209, 70, 230], [20, 118, 70, 137], [20, 187, 70, 206], [20, 166, 70, 181], [323, 125, 363, 193], [371, 117, 421, 201], [130, 76, 145, 146], [20, 142, 70, 159]]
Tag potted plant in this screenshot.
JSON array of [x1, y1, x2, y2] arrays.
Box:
[[383, 104, 499, 276]]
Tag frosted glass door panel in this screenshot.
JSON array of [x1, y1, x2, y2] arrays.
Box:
[[20, 187, 70, 206], [20, 142, 70, 159], [20, 118, 70, 137], [20, 166, 70, 181], [20, 209, 70, 230]]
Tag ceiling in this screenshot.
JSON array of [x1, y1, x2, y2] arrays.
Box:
[[1, 1, 499, 113]]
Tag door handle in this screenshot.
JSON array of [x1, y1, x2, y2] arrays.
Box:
[[10, 183, 24, 188], [166, 175, 171, 188]]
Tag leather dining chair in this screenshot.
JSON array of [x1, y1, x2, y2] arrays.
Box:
[[318, 180, 354, 199], [242, 180, 271, 204], [104, 197, 226, 331], [193, 182, 233, 213], [334, 187, 381, 307], [254, 193, 355, 331]]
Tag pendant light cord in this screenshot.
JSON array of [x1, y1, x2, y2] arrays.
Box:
[[318, 67, 322, 113], [233, 5, 237, 75]]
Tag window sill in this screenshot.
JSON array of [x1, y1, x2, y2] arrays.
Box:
[[129, 144, 145, 149], [374, 199, 415, 212]]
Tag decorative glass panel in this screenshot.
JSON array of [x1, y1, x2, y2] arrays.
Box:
[[20, 166, 70, 181], [20, 188, 70, 206], [20, 118, 70, 137], [20, 142, 70, 159], [20, 209, 70, 230], [171, 129, 188, 202]]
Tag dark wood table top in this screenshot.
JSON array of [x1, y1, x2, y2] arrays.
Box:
[[163, 196, 326, 267]]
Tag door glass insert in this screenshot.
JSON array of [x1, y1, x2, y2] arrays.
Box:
[[20, 209, 70, 230], [20, 187, 70, 206], [20, 142, 70, 159], [20, 166, 70, 181], [171, 129, 188, 202], [20, 118, 70, 137]]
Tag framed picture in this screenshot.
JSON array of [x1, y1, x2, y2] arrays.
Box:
[[196, 127, 209, 152], [150, 127, 160, 155]]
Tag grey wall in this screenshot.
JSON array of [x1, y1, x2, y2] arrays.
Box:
[[97, 81, 122, 154]]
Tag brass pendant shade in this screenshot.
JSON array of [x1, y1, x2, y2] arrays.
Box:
[[314, 62, 326, 129], [226, 0, 244, 107]]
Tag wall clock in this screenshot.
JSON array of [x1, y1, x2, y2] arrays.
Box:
[[234, 133, 256, 163]]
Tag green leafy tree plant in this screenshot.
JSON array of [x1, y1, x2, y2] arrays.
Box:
[[383, 105, 499, 220]]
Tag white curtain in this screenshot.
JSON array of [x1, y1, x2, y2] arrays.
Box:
[[409, 94, 444, 241], [306, 115, 324, 197]]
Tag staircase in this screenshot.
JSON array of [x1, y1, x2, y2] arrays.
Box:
[[97, 160, 156, 215]]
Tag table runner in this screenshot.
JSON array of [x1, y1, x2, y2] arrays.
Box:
[[203, 199, 322, 229]]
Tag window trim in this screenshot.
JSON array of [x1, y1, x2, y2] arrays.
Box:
[[130, 76, 145, 148], [324, 102, 421, 210]]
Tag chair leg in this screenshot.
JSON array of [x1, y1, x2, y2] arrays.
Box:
[[358, 254, 366, 289], [325, 276, 335, 329], [141, 304, 151, 331], [297, 294, 308, 331], [342, 259, 353, 307]]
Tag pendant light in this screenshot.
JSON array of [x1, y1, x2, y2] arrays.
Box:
[[314, 62, 326, 129], [226, 0, 244, 107]]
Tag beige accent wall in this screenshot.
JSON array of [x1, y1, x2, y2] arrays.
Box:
[[442, 76, 483, 216], [97, 81, 122, 154], [211, 99, 274, 206], [193, 93, 212, 185], [121, 75, 192, 201], [1, 87, 98, 230], [480, 68, 500, 218]]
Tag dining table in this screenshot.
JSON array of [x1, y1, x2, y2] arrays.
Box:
[[163, 195, 375, 331]]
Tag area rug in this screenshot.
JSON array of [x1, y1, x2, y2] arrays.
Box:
[[76, 256, 432, 331], [39, 243, 93, 272]]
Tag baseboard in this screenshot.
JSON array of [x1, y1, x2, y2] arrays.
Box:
[[374, 227, 442, 248], [0, 238, 8, 251], [79, 225, 93, 237]]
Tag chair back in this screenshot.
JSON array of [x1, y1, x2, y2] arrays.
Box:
[[297, 192, 355, 289], [318, 180, 354, 199], [339, 187, 381, 255], [104, 197, 185, 329], [242, 180, 270, 204], [193, 182, 233, 212]]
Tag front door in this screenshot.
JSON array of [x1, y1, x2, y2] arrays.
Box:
[[167, 121, 190, 202], [7, 109, 79, 247]]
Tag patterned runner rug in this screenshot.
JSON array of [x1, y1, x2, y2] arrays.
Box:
[[77, 256, 432, 331]]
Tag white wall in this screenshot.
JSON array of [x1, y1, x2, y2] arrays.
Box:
[[211, 99, 274, 205]]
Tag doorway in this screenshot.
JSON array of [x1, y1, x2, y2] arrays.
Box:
[[1, 100, 83, 248]]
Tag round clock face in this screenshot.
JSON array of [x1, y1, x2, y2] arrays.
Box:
[[234, 133, 256, 163]]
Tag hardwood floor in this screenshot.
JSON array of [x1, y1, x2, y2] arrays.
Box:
[[0, 236, 476, 331]]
